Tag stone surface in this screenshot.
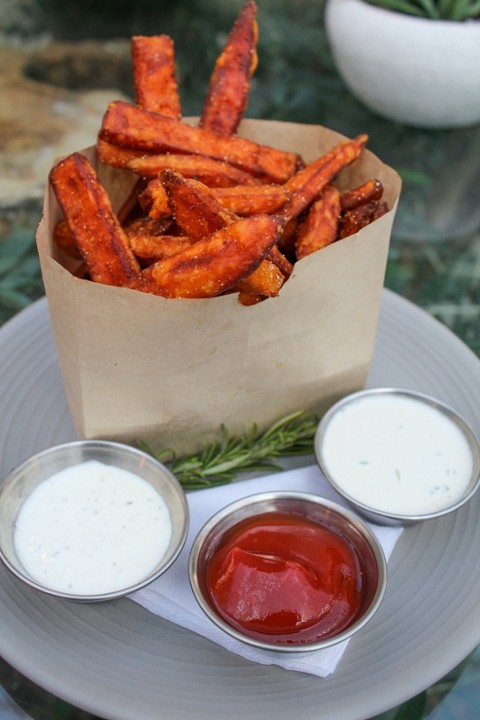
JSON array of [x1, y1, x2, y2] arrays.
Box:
[[0, 41, 129, 205]]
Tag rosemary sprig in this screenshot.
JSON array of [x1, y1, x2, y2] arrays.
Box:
[[138, 410, 319, 490]]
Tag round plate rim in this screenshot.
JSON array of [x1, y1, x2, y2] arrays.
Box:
[[0, 290, 479, 720]]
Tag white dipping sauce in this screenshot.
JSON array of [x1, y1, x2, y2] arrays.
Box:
[[321, 394, 475, 516], [14, 460, 172, 595]]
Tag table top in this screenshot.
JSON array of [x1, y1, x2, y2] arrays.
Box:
[[0, 1, 479, 718]]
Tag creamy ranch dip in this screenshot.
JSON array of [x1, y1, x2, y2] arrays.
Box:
[[321, 394, 475, 516], [14, 460, 172, 595]]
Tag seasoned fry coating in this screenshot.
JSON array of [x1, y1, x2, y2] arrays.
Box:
[[276, 217, 298, 260], [131, 35, 181, 118], [124, 214, 174, 241], [234, 258, 284, 297], [99, 101, 301, 183], [53, 179, 146, 257], [212, 184, 290, 216], [237, 290, 263, 306], [52, 218, 81, 259], [128, 234, 193, 261], [267, 243, 293, 278], [49, 153, 140, 286], [340, 178, 383, 210], [96, 139, 155, 170], [125, 215, 193, 261], [373, 201, 389, 220], [128, 152, 263, 186], [161, 170, 237, 240], [295, 185, 341, 259], [338, 200, 384, 239], [127, 214, 285, 298], [200, 0, 258, 136], [138, 180, 171, 218], [278, 134, 368, 223]]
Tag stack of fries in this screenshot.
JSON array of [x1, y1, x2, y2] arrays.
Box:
[[49, 0, 388, 306]]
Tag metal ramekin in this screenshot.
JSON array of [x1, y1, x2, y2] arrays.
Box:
[[0, 440, 189, 601], [189, 491, 387, 652], [315, 387, 480, 526]]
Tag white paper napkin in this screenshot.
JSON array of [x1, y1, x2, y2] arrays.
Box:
[[130, 465, 403, 677]]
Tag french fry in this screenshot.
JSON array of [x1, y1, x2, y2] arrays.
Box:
[[200, 0, 258, 136], [128, 152, 264, 186], [276, 217, 298, 260], [131, 35, 181, 118], [49, 152, 140, 286], [212, 183, 291, 216], [278, 134, 368, 223], [52, 218, 81, 259], [234, 260, 285, 305], [267, 242, 293, 278], [127, 214, 285, 298], [373, 201, 389, 219], [53, 175, 145, 256], [125, 215, 193, 261], [160, 169, 237, 240], [96, 138, 155, 170], [340, 178, 384, 210], [99, 101, 301, 183], [295, 185, 341, 259], [124, 214, 174, 240], [138, 180, 171, 218], [236, 290, 263, 306], [338, 199, 386, 239], [141, 177, 291, 219], [128, 234, 193, 262]]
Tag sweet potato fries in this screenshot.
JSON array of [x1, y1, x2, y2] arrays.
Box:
[[49, 0, 389, 305]]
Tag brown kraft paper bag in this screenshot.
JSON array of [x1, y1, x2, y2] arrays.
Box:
[[36, 119, 402, 455]]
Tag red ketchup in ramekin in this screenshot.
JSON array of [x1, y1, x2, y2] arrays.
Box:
[[204, 510, 376, 645]]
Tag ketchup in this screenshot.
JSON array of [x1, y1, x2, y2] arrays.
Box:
[[205, 511, 372, 645]]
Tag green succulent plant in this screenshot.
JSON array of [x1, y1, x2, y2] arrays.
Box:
[[364, 0, 480, 20]]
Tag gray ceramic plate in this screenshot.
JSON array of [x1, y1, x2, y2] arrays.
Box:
[[1, 291, 480, 720]]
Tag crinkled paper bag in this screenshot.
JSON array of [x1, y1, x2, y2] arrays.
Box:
[[36, 119, 401, 454]]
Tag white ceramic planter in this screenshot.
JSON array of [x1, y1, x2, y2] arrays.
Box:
[[325, 0, 480, 128]]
